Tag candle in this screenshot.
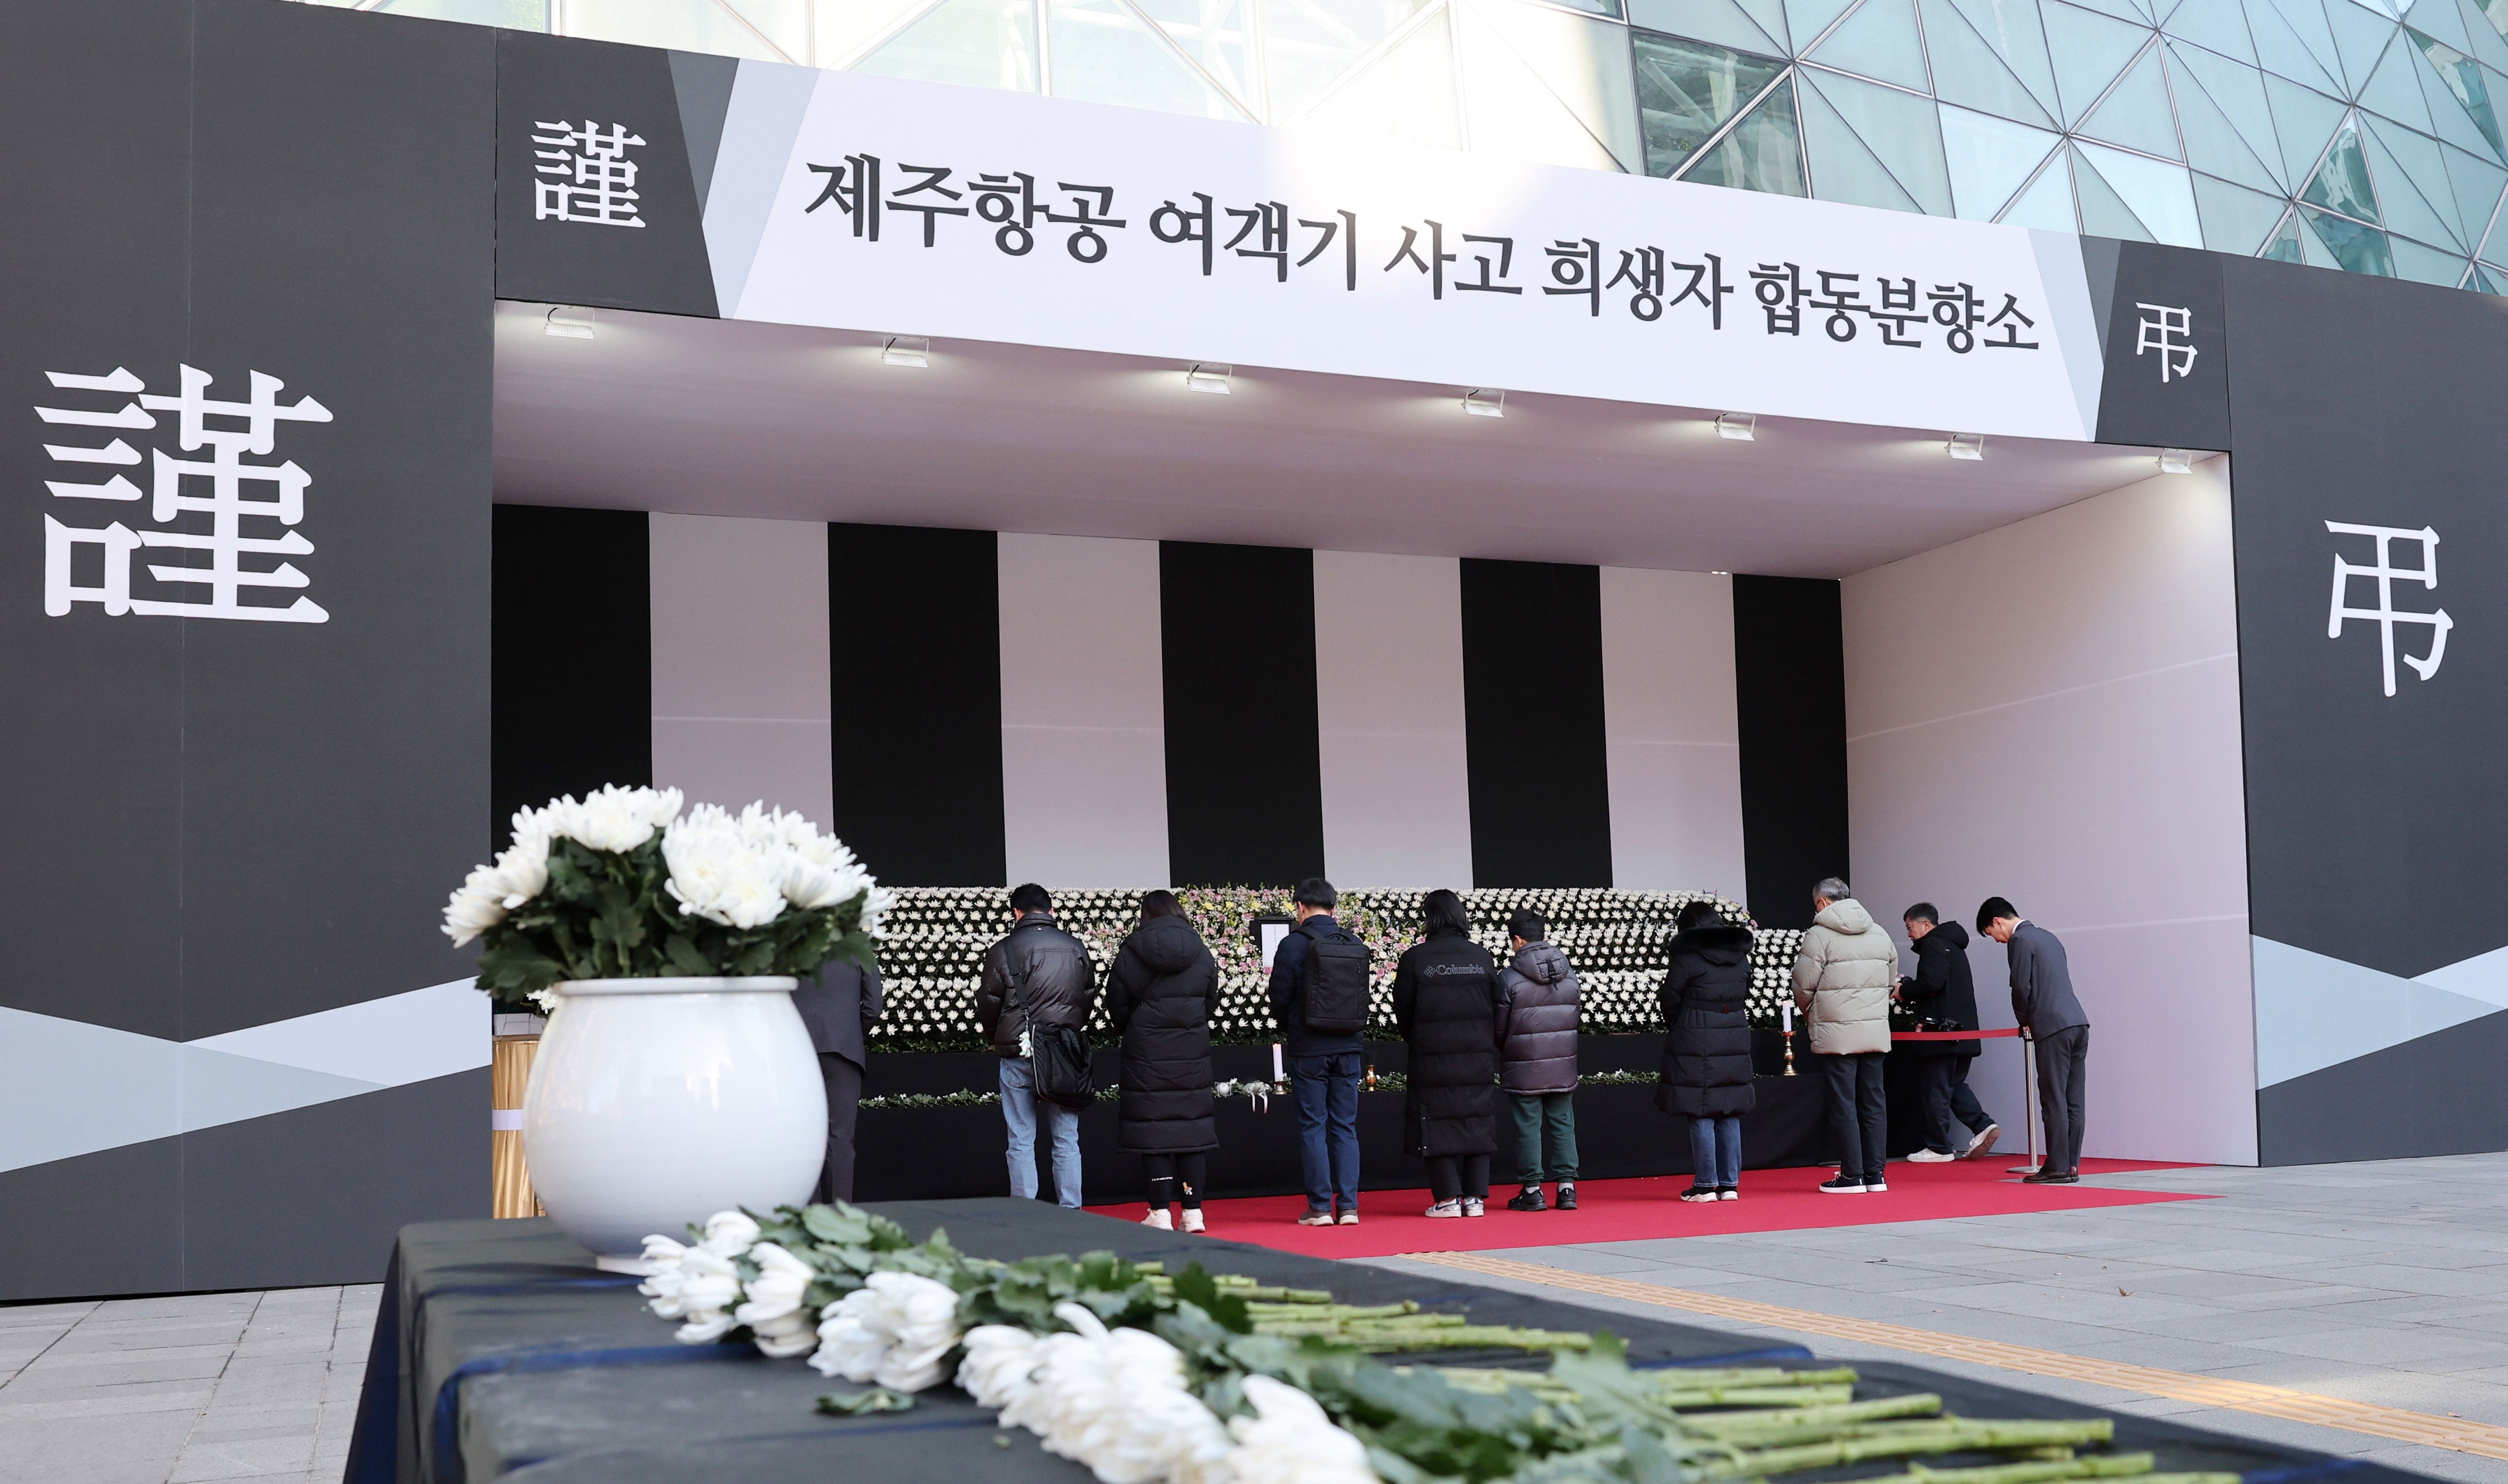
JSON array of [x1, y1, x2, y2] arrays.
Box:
[[1272, 1042, 1284, 1082], [1782, 1002, 1793, 1034]]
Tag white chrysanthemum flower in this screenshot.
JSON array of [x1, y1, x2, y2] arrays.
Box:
[[733, 1241, 815, 1346], [441, 866, 507, 946], [670, 1246, 743, 1344], [806, 1271, 962, 1392], [663, 804, 789, 929], [956, 1325, 1040, 1409], [1224, 1375, 1376, 1484], [636, 1234, 692, 1319], [548, 784, 682, 853], [697, 1209, 759, 1259], [997, 1304, 1235, 1484]]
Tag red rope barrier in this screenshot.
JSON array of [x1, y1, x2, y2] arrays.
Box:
[[1888, 1027, 2023, 1041]]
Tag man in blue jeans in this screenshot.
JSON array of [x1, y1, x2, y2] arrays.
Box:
[[1267, 877, 1370, 1226], [975, 883, 1098, 1207]]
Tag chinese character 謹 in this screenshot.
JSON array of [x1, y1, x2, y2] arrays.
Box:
[[2325, 520, 2451, 697], [532, 120, 647, 227], [2135, 302, 2197, 382]]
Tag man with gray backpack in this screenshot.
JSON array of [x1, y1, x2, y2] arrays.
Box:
[[1267, 877, 1373, 1226]]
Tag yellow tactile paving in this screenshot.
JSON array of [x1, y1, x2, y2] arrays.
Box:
[[1402, 1249, 2508, 1461]]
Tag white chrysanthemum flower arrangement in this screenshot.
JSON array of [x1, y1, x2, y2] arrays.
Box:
[[441, 784, 893, 1013]]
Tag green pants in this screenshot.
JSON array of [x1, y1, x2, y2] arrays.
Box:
[[1511, 1091, 1580, 1182]]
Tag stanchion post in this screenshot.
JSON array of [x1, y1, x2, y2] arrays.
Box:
[[2009, 1028, 2042, 1175]]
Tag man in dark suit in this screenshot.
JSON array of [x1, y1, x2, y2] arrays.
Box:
[[1977, 896, 2089, 1184], [791, 955, 884, 1204]]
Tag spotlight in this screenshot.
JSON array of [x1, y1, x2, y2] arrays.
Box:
[[1461, 387, 1505, 418], [2158, 448, 2194, 474], [1716, 412, 1756, 441], [1185, 363, 1233, 395], [881, 335, 931, 368], [1946, 432, 1986, 461], [544, 306, 595, 339]]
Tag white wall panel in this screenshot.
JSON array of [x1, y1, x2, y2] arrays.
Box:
[[650, 513, 834, 825], [997, 534, 1169, 887], [1601, 568, 1747, 898], [1842, 459, 2256, 1165], [1312, 551, 1474, 889]]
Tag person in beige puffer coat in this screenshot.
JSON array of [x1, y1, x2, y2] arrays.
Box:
[[1791, 878, 1900, 1193]]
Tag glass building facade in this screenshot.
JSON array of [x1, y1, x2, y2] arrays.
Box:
[[318, 0, 2508, 288]]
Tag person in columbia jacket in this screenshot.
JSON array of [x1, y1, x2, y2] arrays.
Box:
[[1497, 909, 1582, 1212], [1897, 903, 1999, 1164], [975, 883, 1099, 1208], [1791, 877, 1899, 1194], [1391, 889, 1502, 1218], [1978, 896, 2091, 1184], [1659, 899, 1755, 1203], [1267, 877, 1366, 1226], [1104, 890, 1220, 1232]]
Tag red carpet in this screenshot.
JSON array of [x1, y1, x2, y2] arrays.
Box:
[[1086, 1159, 2210, 1261]]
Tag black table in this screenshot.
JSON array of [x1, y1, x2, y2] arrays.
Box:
[[347, 1200, 2429, 1484]]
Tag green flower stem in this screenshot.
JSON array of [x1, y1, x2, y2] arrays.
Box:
[[1843, 1451, 2159, 1484], [1685, 1393, 1945, 1440], [1701, 1420, 2120, 1477]]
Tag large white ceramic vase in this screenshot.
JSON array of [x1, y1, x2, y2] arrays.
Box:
[[523, 977, 825, 1268]]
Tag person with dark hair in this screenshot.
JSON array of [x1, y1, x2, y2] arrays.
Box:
[[1793, 877, 1898, 1195], [975, 883, 1099, 1207], [1659, 899, 1755, 1202], [792, 948, 884, 1205], [1267, 876, 1371, 1225], [1977, 897, 2090, 1184], [1392, 889, 1501, 1217], [1898, 902, 1998, 1164], [1106, 890, 1220, 1231], [1497, 907, 1582, 1212]]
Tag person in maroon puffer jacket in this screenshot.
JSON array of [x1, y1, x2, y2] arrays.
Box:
[[1497, 909, 1582, 1212]]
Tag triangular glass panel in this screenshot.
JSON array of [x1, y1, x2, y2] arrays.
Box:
[[2472, 261, 2507, 290], [820, 0, 947, 70], [1684, 73, 1812, 191], [2303, 112, 2385, 216], [2174, 42, 2297, 186], [2079, 138, 2207, 238], [1453, 1, 1626, 169], [1635, 32, 1789, 175], [2407, 33, 2508, 153], [2082, 43, 2186, 155], [2324, 0, 2405, 86], [2261, 206, 2309, 258], [2456, 0, 2508, 69], [2066, 0, 2153, 27], [1810, 0, 1931, 87], [1134, 0, 1259, 112], [1735, 0, 1795, 48], [2303, 202, 2401, 265], [1471, 0, 1647, 172], [1948, 0, 2064, 116], [1264, 0, 1434, 121], [1296, 6, 1463, 149], [2266, 0, 2352, 85], [1632, 0, 1786, 58], [2250, 0, 2347, 89], [2263, 72, 2354, 180], [2170, 46, 2290, 187], [2298, 206, 2346, 260], [2072, 142, 2160, 235], [2359, 30, 2438, 123], [2163, 0, 2258, 62], [1940, 102, 2063, 214], [1999, 149, 2081, 224], [2440, 140, 2508, 240], [2405, 0, 2476, 50], [2358, 114, 2468, 240], [2388, 232, 2475, 277], [567, 0, 787, 58], [2194, 170, 2302, 248], [2044, 1, 2158, 123], [1921, 0, 2057, 124], [1046, 0, 1251, 118], [2410, 30, 2508, 152], [1799, 69, 1926, 207], [1804, 66, 1955, 208], [1788, 0, 1863, 53], [721, 0, 810, 60], [858, 0, 1041, 91]]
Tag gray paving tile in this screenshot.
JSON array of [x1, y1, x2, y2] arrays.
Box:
[[168, 1432, 315, 1482], [4, 1354, 230, 1389], [0, 1382, 217, 1419]]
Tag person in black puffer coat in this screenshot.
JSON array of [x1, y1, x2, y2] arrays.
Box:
[[1497, 909, 1581, 1212], [1391, 889, 1501, 1218], [1104, 890, 1220, 1231], [1897, 904, 1999, 1163], [1659, 898, 1757, 1203]]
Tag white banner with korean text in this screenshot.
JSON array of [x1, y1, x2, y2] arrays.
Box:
[[702, 62, 2103, 442]]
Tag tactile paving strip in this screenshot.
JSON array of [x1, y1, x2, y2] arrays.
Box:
[[1403, 1249, 2508, 1461]]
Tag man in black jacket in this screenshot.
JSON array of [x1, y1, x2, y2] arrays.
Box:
[[1897, 904, 1999, 1164], [1267, 877, 1367, 1226], [976, 883, 1099, 1208], [791, 956, 884, 1203]]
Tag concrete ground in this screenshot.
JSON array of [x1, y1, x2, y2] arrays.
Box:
[[1366, 1152, 2508, 1483], [2, 1155, 2500, 1483]]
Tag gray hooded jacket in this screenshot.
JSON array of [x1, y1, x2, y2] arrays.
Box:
[[1497, 940, 1581, 1094]]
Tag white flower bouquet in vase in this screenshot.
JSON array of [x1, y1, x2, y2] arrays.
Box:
[[443, 786, 892, 1268]]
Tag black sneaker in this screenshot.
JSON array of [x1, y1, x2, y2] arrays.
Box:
[[1818, 1176, 1866, 1194], [1555, 1183, 1577, 1210], [1678, 1185, 1720, 1203], [1506, 1185, 1547, 1212]]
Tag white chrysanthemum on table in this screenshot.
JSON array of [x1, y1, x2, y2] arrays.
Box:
[[809, 1271, 962, 1392], [995, 1304, 1235, 1484], [734, 1242, 821, 1359], [1225, 1375, 1378, 1484]]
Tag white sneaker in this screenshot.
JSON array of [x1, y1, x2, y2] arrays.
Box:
[[1181, 1209, 1205, 1234], [1425, 1199, 1463, 1218], [1864, 1178, 1889, 1193], [1717, 1188, 1738, 1202], [1963, 1125, 2001, 1159], [1907, 1149, 1957, 1163], [1141, 1209, 1173, 1229], [1336, 1210, 1360, 1226], [1462, 1198, 1486, 1217]]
